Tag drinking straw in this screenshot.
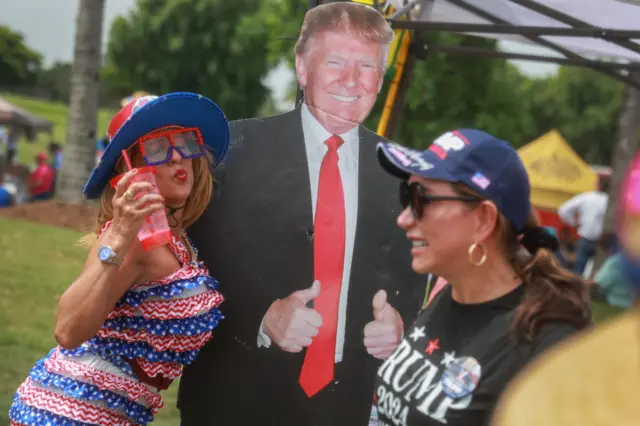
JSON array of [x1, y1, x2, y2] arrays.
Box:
[[121, 149, 133, 170]]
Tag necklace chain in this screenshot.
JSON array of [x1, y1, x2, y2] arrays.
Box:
[[182, 235, 198, 263]]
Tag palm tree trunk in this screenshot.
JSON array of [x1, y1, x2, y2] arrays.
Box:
[[55, 0, 105, 204]]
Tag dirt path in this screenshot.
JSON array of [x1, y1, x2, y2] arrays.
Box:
[[0, 200, 99, 233]]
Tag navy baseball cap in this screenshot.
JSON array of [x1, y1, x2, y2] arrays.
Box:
[[377, 129, 531, 232], [83, 92, 230, 199]]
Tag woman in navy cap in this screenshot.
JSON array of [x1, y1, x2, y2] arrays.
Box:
[[490, 150, 640, 426], [9, 93, 230, 426], [371, 129, 591, 426]]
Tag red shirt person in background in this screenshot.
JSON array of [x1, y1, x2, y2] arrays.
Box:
[[29, 152, 55, 201]]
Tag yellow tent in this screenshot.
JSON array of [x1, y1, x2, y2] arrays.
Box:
[[517, 130, 598, 210]]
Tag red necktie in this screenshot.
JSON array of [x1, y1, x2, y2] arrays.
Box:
[[299, 135, 346, 397]]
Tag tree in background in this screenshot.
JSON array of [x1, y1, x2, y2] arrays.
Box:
[[56, 0, 104, 205], [0, 25, 42, 88], [36, 61, 72, 103], [361, 39, 625, 160], [105, 0, 273, 120], [364, 33, 536, 149], [521, 66, 624, 165]]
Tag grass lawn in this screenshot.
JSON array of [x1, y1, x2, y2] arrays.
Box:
[[0, 217, 626, 425], [0, 94, 115, 167]]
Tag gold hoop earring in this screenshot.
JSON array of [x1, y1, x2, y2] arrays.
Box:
[[468, 242, 487, 266]]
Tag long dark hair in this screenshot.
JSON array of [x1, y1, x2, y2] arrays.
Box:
[[453, 183, 592, 342]]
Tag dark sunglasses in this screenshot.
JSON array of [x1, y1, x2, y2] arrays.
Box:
[[400, 181, 482, 219]]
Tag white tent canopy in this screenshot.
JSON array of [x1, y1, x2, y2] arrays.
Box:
[[0, 97, 53, 140], [386, 0, 640, 86]]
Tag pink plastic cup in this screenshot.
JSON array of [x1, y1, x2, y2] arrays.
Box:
[[110, 166, 171, 251]]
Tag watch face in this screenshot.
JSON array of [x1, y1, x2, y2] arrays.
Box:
[[98, 246, 112, 261]]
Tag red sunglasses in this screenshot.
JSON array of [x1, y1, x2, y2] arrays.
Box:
[[137, 127, 206, 166]]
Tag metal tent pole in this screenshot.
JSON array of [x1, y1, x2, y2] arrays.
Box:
[[380, 42, 418, 139], [378, 0, 434, 138], [377, 29, 413, 137], [431, 0, 640, 92], [509, 0, 640, 55]]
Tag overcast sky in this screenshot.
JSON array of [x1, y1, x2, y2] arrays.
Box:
[[0, 0, 557, 109]]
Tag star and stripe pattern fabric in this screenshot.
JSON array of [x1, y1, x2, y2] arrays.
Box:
[[9, 221, 224, 425]]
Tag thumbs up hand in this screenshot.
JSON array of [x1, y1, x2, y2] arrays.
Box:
[[363, 290, 404, 360], [263, 281, 323, 353]]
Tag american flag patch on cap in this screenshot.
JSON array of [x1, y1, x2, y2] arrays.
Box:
[[471, 172, 491, 189]]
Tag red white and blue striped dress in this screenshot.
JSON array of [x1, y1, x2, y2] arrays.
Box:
[[9, 221, 224, 425]]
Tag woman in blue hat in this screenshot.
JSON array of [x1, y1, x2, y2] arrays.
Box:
[[371, 129, 591, 426], [9, 93, 230, 426]]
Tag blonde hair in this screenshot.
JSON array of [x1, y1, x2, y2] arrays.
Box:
[[79, 146, 213, 246], [452, 183, 591, 342], [294, 2, 394, 66]]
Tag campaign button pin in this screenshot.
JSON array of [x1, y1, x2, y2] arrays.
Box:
[[441, 356, 482, 399]]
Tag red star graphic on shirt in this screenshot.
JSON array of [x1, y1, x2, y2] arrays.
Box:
[[425, 338, 440, 355]]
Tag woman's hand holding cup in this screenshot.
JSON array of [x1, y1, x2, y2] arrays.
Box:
[[108, 169, 165, 252]]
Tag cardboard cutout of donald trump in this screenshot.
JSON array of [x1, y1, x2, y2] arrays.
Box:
[[178, 3, 425, 425]]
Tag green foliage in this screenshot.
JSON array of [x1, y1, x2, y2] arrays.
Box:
[[522, 67, 624, 164], [259, 0, 307, 67], [362, 34, 624, 165], [364, 33, 536, 148], [105, 0, 273, 120], [0, 25, 42, 87], [35, 61, 71, 103]]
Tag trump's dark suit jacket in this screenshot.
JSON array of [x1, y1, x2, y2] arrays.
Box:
[[177, 107, 425, 425]]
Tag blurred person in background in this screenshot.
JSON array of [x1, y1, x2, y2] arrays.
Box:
[[48, 142, 63, 171], [372, 129, 591, 426], [0, 125, 7, 155], [558, 176, 610, 276], [591, 252, 634, 308], [491, 152, 640, 426], [546, 227, 568, 266], [96, 134, 108, 165], [4, 127, 20, 165], [590, 232, 633, 309], [27, 152, 55, 201], [48, 142, 63, 195], [0, 172, 16, 208]]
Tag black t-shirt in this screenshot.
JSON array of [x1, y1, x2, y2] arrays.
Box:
[[374, 284, 577, 426]]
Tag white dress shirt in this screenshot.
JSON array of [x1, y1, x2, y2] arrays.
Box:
[[558, 191, 609, 241], [257, 103, 359, 363]]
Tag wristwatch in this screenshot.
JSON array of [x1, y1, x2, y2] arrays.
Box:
[[98, 244, 124, 266]]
